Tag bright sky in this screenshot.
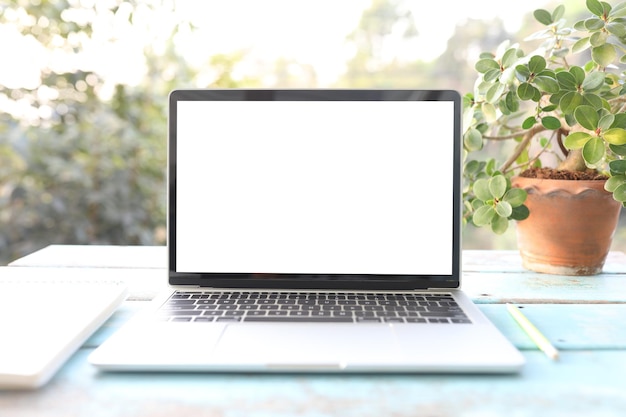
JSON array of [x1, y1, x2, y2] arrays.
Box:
[[173, 0, 554, 84], [0, 0, 555, 91]]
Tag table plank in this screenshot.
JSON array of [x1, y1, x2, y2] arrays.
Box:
[[463, 271, 626, 304], [480, 304, 626, 349], [462, 250, 626, 274], [1, 349, 624, 417]]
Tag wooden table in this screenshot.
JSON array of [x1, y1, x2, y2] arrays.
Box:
[[3, 245, 626, 417]]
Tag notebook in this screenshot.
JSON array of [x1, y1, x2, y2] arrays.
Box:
[[89, 89, 525, 373], [0, 267, 127, 389]]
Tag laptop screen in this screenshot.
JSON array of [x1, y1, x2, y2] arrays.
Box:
[[168, 90, 461, 290]]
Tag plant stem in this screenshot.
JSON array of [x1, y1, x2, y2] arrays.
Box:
[[499, 125, 546, 173]]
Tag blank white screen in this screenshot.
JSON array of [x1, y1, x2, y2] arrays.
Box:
[[175, 100, 454, 275]]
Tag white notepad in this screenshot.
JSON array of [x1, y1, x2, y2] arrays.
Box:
[[0, 267, 127, 389]]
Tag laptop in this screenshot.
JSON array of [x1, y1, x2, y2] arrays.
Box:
[[0, 267, 127, 389], [89, 89, 524, 373]]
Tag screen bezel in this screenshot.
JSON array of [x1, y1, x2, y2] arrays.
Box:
[[168, 89, 462, 290]]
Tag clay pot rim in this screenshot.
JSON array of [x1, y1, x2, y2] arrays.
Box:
[[512, 176, 610, 195]]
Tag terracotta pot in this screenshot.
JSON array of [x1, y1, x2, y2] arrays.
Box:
[[511, 176, 622, 275]]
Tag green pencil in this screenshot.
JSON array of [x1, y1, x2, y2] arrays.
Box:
[[506, 303, 560, 361]]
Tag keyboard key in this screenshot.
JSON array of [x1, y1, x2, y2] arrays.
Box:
[[216, 316, 242, 322], [167, 299, 196, 305], [267, 310, 288, 316], [167, 310, 202, 316], [406, 318, 428, 323], [356, 317, 381, 323], [223, 311, 245, 317], [383, 318, 405, 323]]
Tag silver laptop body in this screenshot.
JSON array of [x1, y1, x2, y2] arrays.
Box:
[[89, 89, 524, 373]]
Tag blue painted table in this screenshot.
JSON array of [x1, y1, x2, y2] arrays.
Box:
[[3, 246, 626, 417]]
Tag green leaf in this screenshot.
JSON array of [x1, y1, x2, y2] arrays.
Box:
[[473, 205, 496, 226], [486, 82, 505, 103], [556, 71, 577, 90], [541, 116, 561, 130], [464, 128, 484, 151], [481, 102, 497, 123], [603, 128, 626, 145], [570, 66, 585, 85], [532, 87, 542, 102], [490, 215, 509, 234], [582, 93, 604, 110], [541, 104, 558, 112], [473, 178, 492, 201], [590, 31, 609, 48], [475, 58, 500, 74], [560, 91, 583, 114], [586, 0, 605, 17], [584, 18, 605, 30], [515, 65, 530, 82], [605, 174, 626, 192], [522, 116, 537, 129], [534, 75, 560, 93], [610, 143, 626, 156], [510, 204, 530, 221], [610, 2, 626, 18], [464, 160, 482, 175], [501, 48, 519, 68], [599, 115, 615, 131], [582, 136, 605, 164], [552, 4, 565, 21], [610, 159, 626, 174], [489, 175, 507, 199], [582, 72, 606, 92], [505, 91, 519, 112], [534, 9, 553, 25], [564, 132, 593, 149], [528, 56, 547, 74], [518, 83, 538, 100], [471, 199, 485, 210], [484, 68, 501, 82], [607, 22, 626, 37], [574, 105, 600, 130], [592, 44, 617, 67], [574, 20, 588, 31], [495, 200, 513, 218], [613, 183, 626, 202], [502, 188, 527, 207], [572, 37, 591, 54]]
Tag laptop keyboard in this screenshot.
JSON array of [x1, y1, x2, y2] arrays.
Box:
[[157, 291, 471, 324]]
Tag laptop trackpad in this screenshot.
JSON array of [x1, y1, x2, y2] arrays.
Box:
[[214, 324, 400, 369]]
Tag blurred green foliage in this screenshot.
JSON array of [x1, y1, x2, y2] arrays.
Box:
[[0, 0, 247, 264]]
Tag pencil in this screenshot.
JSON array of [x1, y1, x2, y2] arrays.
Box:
[[506, 303, 560, 361]]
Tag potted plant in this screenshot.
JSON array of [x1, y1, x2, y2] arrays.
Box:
[[463, 0, 626, 275]]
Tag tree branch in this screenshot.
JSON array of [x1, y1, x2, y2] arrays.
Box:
[[499, 125, 547, 173]]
